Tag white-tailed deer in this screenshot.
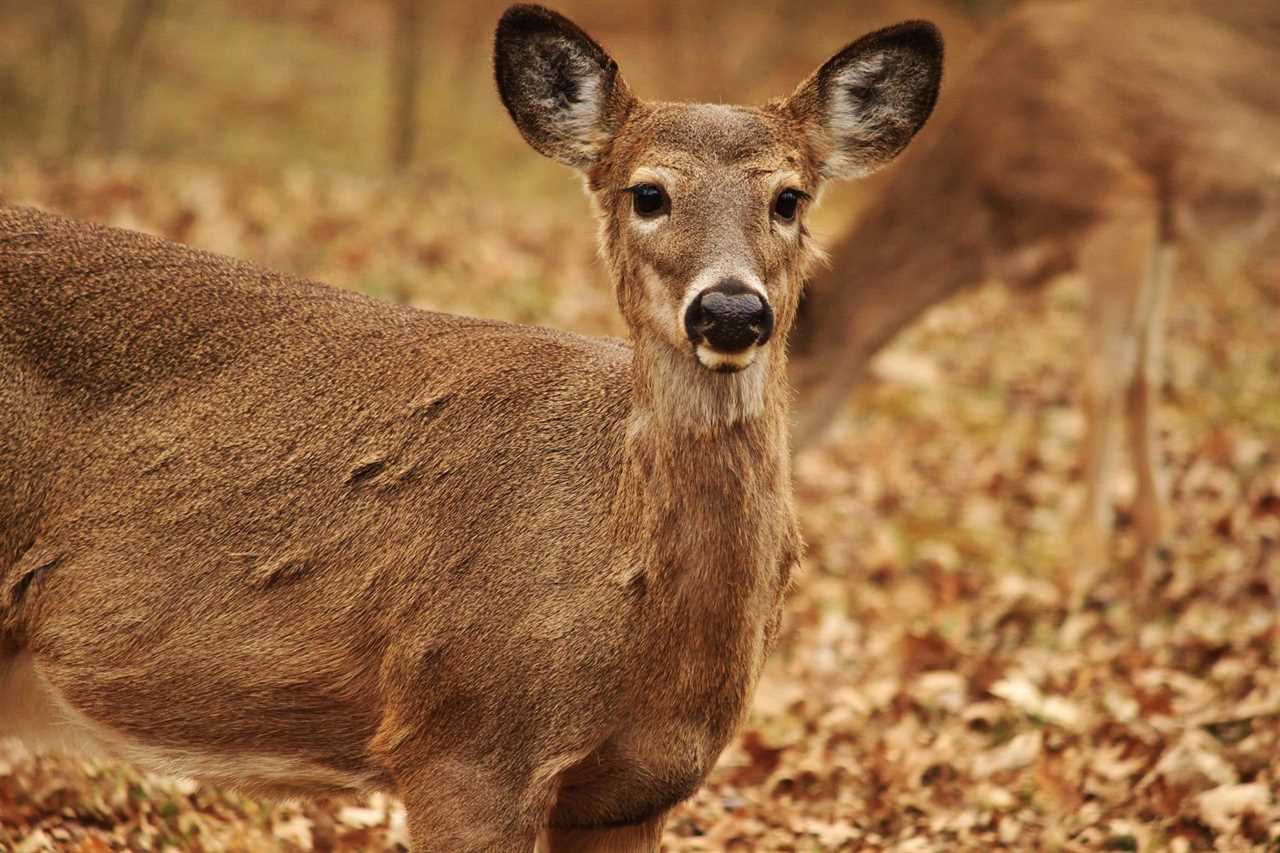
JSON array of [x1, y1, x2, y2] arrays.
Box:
[[0, 6, 942, 850], [789, 2, 1280, 581]]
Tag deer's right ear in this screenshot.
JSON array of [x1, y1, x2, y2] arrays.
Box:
[[494, 5, 634, 170]]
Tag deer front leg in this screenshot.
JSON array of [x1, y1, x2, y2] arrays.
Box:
[[1071, 301, 1131, 588], [1069, 211, 1155, 592], [1124, 240, 1176, 581], [539, 815, 666, 853], [394, 758, 550, 853]]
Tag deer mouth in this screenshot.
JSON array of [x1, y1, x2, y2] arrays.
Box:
[[693, 343, 758, 373]]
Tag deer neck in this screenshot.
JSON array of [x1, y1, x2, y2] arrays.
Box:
[[606, 336, 796, 751], [617, 337, 793, 600]]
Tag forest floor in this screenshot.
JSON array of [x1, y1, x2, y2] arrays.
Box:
[[2, 152, 1278, 852]]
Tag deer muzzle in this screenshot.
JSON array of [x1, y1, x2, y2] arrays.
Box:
[[684, 279, 774, 371]]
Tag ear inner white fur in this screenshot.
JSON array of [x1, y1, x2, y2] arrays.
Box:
[[791, 21, 944, 180]]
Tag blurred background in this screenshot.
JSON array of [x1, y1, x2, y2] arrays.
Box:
[[0, 0, 996, 330], [2, 1, 1278, 850]]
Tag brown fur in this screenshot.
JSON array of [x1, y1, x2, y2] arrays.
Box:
[[790, 1, 1280, 577], [0, 6, 941, 851]]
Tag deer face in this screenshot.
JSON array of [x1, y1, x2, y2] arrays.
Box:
[[592, 103, 810, 373], [495, 4, 943, 374]]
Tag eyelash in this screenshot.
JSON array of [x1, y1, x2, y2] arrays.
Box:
[[619, 185, 811, 221], [773, 188, 810, 222], [623, 183, 669, 217]]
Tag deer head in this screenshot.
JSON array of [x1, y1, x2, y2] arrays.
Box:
[[495, 5, 942, 381]]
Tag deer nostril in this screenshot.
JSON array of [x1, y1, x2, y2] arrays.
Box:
[[684, 281, 774, 353]]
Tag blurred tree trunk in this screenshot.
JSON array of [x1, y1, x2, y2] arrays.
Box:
[[388, 0, 425, 172], [51, 0, 93, 156], [97, 0, 163, 156]]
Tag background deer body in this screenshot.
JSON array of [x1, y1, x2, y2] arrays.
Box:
[[790, 2, 1280, 574], [1, 6, 942, 850]]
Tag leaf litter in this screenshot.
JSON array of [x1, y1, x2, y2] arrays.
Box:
[[1, 158, 1277, 851]]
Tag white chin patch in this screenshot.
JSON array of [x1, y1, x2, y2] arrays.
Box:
[[695, 344, 757, 373]]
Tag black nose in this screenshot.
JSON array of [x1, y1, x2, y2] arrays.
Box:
[[684, 279, 774, 352]]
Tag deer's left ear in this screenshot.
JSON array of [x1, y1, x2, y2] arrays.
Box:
[[786, 21, 943, 180]]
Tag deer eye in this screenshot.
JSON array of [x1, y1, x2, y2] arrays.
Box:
[[773, 189, 805, 222], [626, 184, 669, 218]]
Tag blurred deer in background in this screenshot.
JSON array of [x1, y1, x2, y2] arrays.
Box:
[[789, 1, 1280, 582], [0, 5, 942, 851]]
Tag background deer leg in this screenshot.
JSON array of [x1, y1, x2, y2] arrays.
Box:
[[1070, 213, 1155, 590], [1074, 312, 1128, 583], [539, 814, 666, 853], [1125, 239, 1177, 581]]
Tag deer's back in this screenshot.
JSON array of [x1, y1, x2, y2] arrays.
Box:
[[955, 2, 1279, 262], [910, 1, 1278, 270], [0, 207, 635, 706]]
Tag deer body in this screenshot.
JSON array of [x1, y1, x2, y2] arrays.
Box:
[[1, 6, 942, 850], [0, 205, 788, 824], [791, 2, 1280, 577]]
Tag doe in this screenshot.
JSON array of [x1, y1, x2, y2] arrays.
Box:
[[0, 5, 942, 850]]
